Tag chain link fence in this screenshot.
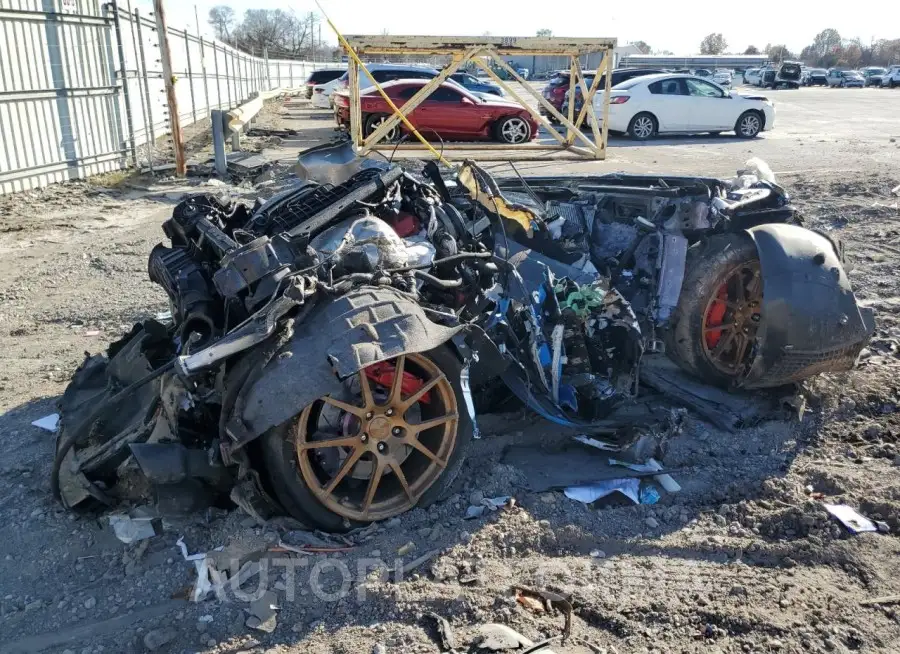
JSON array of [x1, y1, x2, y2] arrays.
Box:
[[0, 0, 342, 194]]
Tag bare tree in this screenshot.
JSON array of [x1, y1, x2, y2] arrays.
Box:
[[208, 5, 235, 42], [766, 44, 794, 62], [812, 29, 842, 58], [700, 33, 727, 55], [536, 28, 552, 38]]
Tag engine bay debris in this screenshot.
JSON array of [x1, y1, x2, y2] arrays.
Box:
[[52, 143, 874, 529]]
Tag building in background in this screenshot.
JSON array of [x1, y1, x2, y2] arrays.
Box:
[[619, 54, 768, 72]]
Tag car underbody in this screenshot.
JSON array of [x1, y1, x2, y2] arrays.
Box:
[[52, 143, 874, 530]]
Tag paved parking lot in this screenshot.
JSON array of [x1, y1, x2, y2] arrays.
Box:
[[280, 83, 900, 179]]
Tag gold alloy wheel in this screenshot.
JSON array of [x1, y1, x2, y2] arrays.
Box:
[[701, 261, 763, 375], [293, 353, 458, 522]]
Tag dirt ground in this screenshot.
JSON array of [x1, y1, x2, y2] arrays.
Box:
[[1, 94, 899, 654]]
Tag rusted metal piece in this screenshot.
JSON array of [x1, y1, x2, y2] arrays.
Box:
[[153, 0, 185, 176]]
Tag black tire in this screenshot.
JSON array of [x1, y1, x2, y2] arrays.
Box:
[[665, 234, 761, 387], [735, 110, 762, 138], [627, 112, 657, 140], [364, 113, 400, 142], [891, 80, 897, 89], [260, 345, 473, 531], [494, 115, 532, 144]]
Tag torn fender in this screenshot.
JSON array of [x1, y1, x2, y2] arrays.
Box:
[[742, 223, 875, 388], [234, 286, 462, 439]]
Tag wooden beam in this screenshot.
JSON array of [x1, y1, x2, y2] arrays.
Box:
[[485, 51, 602, 152], [570, 58, 602, 153], [469, 57, 568, 145], [152, 0, 185, 176], [360, 50, 475, 150], [344, 34, 616, 56]]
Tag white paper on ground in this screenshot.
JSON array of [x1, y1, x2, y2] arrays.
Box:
[[564, 478, 640, 504], [824, 504, 878, 533], [31, 413, 60, 433]]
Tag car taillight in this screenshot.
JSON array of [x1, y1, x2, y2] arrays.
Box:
[[610, 96, 630, 104]]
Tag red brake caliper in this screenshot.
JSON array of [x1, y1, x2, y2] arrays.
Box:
[[705, 284, 729, 349], [365, 362, 431, 404]]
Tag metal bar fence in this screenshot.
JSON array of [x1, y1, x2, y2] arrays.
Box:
[[0, 0, 343, 194]]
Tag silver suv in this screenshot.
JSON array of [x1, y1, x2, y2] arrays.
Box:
[[881, 65, 900, 88]]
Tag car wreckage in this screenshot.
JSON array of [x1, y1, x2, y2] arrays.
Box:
[[53, 143, 875, 530]]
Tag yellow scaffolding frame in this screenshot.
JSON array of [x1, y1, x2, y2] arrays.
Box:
[[342, 35, 617, 162]]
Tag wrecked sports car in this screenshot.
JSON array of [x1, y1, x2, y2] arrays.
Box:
[[53, 143, 874, 530]]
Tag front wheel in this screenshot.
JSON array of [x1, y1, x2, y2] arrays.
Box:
[[495, 116, 532, 144], [260, 347, 472, 531], [665, 234, 763, 387], [628, 112, 657, 140], [735, 111, 762, 138]]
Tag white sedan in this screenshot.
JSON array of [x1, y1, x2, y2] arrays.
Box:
[[590, 74, 775, 141], [311, 77, 344, 109]]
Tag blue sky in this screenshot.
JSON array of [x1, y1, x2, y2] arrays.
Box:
[[133, 0, 897, 56]]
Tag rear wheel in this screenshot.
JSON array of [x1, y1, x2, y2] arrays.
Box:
[[665, 234, 762, 387], [261, 347, 472, 531], [628, 112, 657, 140], [364, 113, 400, 142]]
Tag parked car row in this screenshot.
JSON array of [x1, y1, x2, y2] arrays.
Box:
[[304, 64, 776, 145], [742, 64, 900, 89]]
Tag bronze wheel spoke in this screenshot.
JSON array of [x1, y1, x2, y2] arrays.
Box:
[[711, 330, 736, 359], [407, 437, 447, 468], [295, 352, 459, 522], [321, 395, 365, 417], [733, 333, 750, 366], [358, 369, 375, 409], [400, 374, 445, 412], [409, 413, 458, 435], [746, 271, 762, 300], [361, 459, 386, 517], [323, 446, 364, 495], [389, 461, 415, 503], [297, 435, 359, 451], [704, 324, 732, 334], [387, 355, 406, 404]]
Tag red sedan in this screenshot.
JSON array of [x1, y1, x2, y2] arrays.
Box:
[[333, 79, 539, 144]]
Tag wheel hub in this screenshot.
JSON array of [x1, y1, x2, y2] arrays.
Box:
[[702, 262, 762, 374], [293, 353, 459, 522]]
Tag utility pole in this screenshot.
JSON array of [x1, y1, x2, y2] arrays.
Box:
[[154, 0, 186, 176]]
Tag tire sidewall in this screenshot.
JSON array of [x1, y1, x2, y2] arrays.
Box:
[[628, 113, 656, 140], [665, 234, 761, 386], [496, 116, 531, 144], [259, 345, 473, 531], [364, 114, 398, 142], [736, 111, 761, 138]]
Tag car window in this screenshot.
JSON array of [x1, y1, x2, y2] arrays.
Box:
[[397, 87, 419, 100], [648, 78, 688, 95], [430, 86, 463, 102], [685, 78, 724, 98]]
